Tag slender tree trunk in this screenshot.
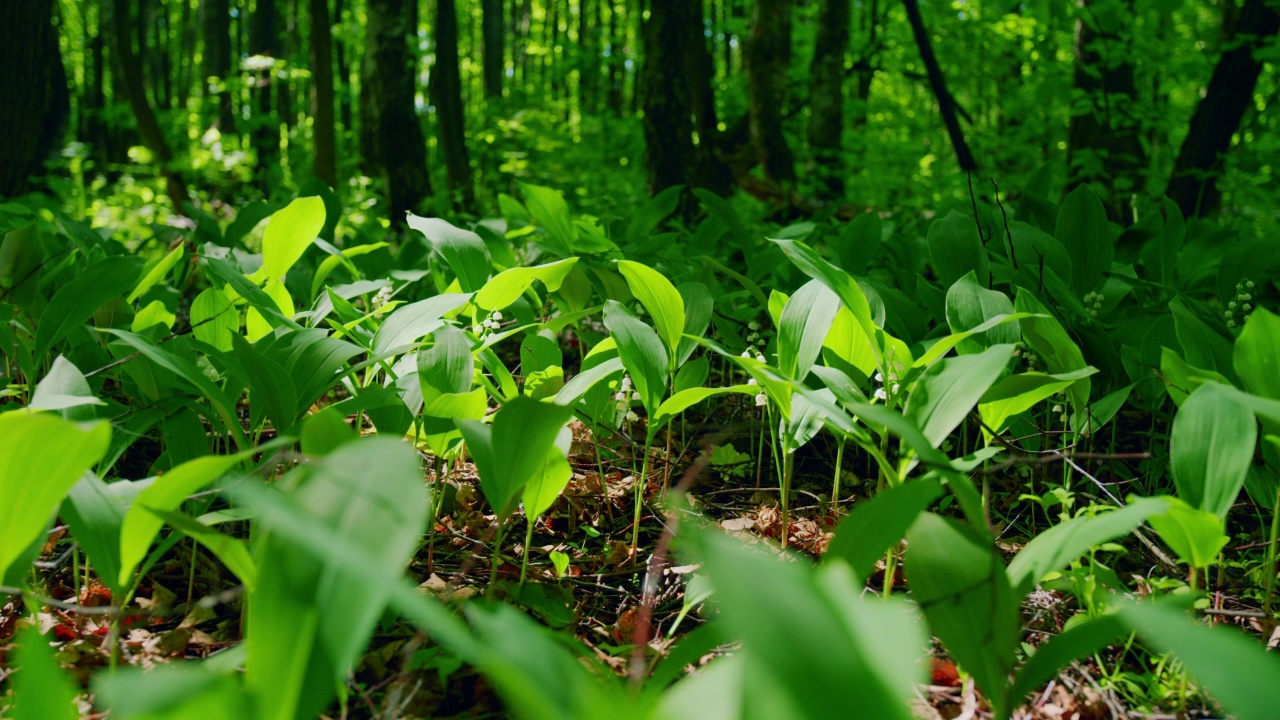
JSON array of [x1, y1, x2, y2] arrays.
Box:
[[689, 0, 731, 195], [309, 0, 337, 186], [1066, 0, 1145, 222], [607, 0, 623, 114], [640, 0, 697, 196], [850, 0, 880, 131], [434, 0, 475, 210], [204, 0, 235, 133], [482, 0, 504, 99], [744, 0, 795, 183], [0, 0, 69, 197], [250, 0, 280, 188], [334, 0, 353, 132], [363, 0, 431, 221], [108, 0, 189, 212], [902, 0, 976, 171], [1166, 0, 1279, 218], [808, 0, 851, 198], [86, 8, 112, 170]]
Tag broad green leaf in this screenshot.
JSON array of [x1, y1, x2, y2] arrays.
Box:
[[0, 223, 45, 306], [554, 356, 624, 407], [127, 244, 185, 303], [824, 475, 943, 580], [0, 412, 110, 579], [60, 473, 127, 594], [1055, 185, 1111, 296], [946, 272, 1019, 354], [457, 396, 574, 522], [190, 287, 238, 352], [676, 282, 713, 365], [617, 259, 685, 368], [407, 215, 493, 292], [259, 328, 363, 414], [11, 626, 79, 720], [1014, 291, 1091, 417], [245, 278, 294, 342], [231, 332, 299, 433], [653, 385, 756, 427], [520, 183, 576, 256], [1160, 347, 1227, 407], [1147, 497, 1229, 570], [773, 238, 879, 358], [626, 184, 683, 246], [1008, 221, 1072, 286], [1116, 600, 1280, 720], [131, 299, 176, 333], [696, 530, 926, 720], [778, 279, 842, 380], [118, 449, 259, 588], [835, 211, 883, 275], [202, 257, 303, 331], [262, 196, 326, 282], [1006, 497, 1168, 596], [522, 425, 573, 519], [1171, 297, 1236, 382], [93, 656, 249, 720], [673, 356, 710, 393], [309, 241, 388, 300], [1071, 382, 1134, 436], [30, 355, 104, 418], [1010, 613, 1127, 703], [905, 344, 1015, 449], [372, 293, 472, 356], [142, 505, 257, 591], [419, 388, 488, 457], [1234, 308, 1280, 432], [602, 300, 667, 414], [1171, 383, 1256, 518], [418, 324, 475, 402], [300, 407, 358, 456], [475, 257, 578, 311], [928, 210, 989, 289], [34, 256, 143, 360], [906, 513, 1018, 716], [978, 367, 1097, 436]]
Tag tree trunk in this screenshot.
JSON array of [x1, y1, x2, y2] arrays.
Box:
[[250, 0, 280, 188], [309, 0, 337, 187], [203, 0, 235, 133], [1166, 0, 1279, 218], [743, 0, 795, 183], [363, 0, 431, 222], [482, 0, 504, 99], [640, 0, 699, 196], [434, 0, 475, 210], [808, 0, 851, 198], [334, 0, 353, 132], [689, 0, 732, 196], [1065, 0, 1146, 223], [108, 0, 188, 213], [607, 0, 623, 114], [0, 0, 69, 198], [902, 0, 976, 171]]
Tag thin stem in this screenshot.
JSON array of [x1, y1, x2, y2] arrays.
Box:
[[1265, 489, 1280, 617], [631, 437, 653, 555], [831, 437, 846, 515], [520, 515, 535, 585], [488, 522, 507, 596]]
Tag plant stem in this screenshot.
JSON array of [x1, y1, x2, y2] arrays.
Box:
[[520, 515, 535, 585], [631, 437, 652, 555], [1265, 489, 1280, 617], [831, 437, 846, 515], [488, 522, 507, 596]]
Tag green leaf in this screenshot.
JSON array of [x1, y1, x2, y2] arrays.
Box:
[[60, 473, 128, 595], [11, 626, 80, 720], [673, 356, 710, 393], [928, 210, 989, 289], [457, 396, 574, 522], [602, 300, 667, 415], [945, 271, 1019, 354], [823, 476, 943, 580], [653, 385, 756, 428], [231, 333, 299, 433], [1014, 291, 1091, 417], [1234, 307, 1280, 430], [773, 238, 879, 357], [676, 282, 713, 365], [1171, 297, 1235, 380], [407, 215, 493, 292], [34, 256, 143, 360], [418, 324, 475, 402], [475, 257, 578, 311], [978, 367, 1097, 436], [904, 344, 1015, 449], [835, 212, 883, 275], [1010, 614, 1127, 703], [300, 407, 358, 456], [906, 513, 1018, 715], [778, 279, 842, 380], [0, 223, 45, 307], [30, 355, 104, 418], [695, 530, 926, 720], [1115, 600, 1280, 720], [554, 356, 624, 407], [372, 293, 472, 356], [117, 449, 260, 589], [1147, 497, 1229, 570], [521, 426, 573, 519], [1171, 383, 1256, 518], [310, 241, 388, 300], [616, 259, 685, 369], [127, 244, 185, 303], [1160, 346, 1227, 407], [0, 412, 110, 579], [1055, 185, 1111, 296], [262, 196, 326, 282], [1006, 497, 1168, 596], [520, 183, 576, 256], [626, 184, 683, 246], [142, 505, 257, 591]]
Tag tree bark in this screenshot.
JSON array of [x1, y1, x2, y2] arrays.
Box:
[[902, 0, 976, 171], [640, 0, 698, 196], [334, 0, 353, 132], [433, 0, 475, 210], [0, 0, 69, 198], [482, 0, 505, 99], [743, 0, 795, 183], [808, 0, 851, 197], [309, 0, 338, 187], [1166, 0, 1279, 218], [1066, 0, 1146, 223], [689, 0, 732, 196], [203, 0, 235, 133], [362, 0, 432, 222], [250, 0, 280, 188]]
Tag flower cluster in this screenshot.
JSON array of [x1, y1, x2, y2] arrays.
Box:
[[871, 369, 901, 403], [196, 354, 220, 382], [1014, 341, 1039, 370], [614, 375, 640, 422], [371, 284, 394, 310], [1082, 290, 1104, 317], [473, 310, 503, 336], [745, 320, 767, 352], [1225, 280, 1255, 328]]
